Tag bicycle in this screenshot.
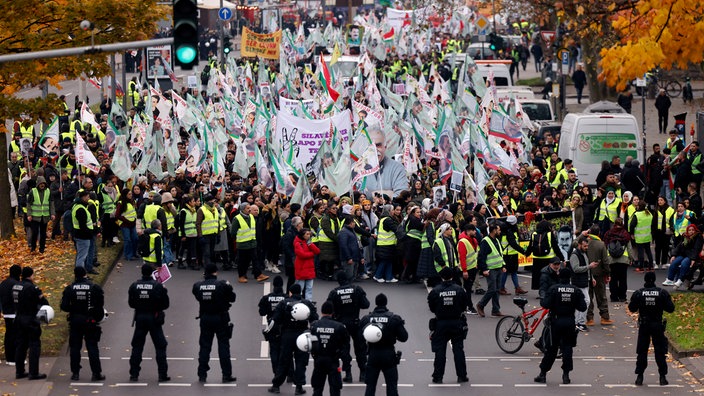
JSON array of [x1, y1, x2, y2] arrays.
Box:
[[495, 297, 549, 354], [654, 68, 682, 98]]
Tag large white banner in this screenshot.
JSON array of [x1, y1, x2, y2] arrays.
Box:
[[386, 7, 430, 32], [274, 110, 352, 168], [279, 96, 317, 115]]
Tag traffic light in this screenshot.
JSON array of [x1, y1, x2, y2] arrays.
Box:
[[223, 36, 232, 55], [489, 33, 504, 52], [173, 0, 199, 69], [488, 33, 497, 51]]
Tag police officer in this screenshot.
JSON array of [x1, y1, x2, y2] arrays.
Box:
[[127, 264, 170, 382], [60, 266, 105, 381], [360, 293, 408, 396], [427, 267, 470, 384], [534, 268, 587, 384], [0, 265, 21, 365], [192, 263, 237, 383], [14, 266, 49, 380], [268, 283, 318, 395], [309, 301, 350, 396], [327, 270, 370, 383], [259, 276, 291, 378], [628, 271, 675, 386]]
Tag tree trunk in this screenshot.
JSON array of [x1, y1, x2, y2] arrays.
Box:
[[0, 130, 17, 239]]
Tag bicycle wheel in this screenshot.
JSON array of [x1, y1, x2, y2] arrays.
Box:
[[495, 315, 526, 354], [666, 80, 681, 98]]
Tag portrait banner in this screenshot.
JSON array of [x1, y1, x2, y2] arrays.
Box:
[[274, 109, 351, 168], [241, 28, 281, 60]]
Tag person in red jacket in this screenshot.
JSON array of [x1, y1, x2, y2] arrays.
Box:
[[457, 223, 479, 315], [294, 228, 320, 301]]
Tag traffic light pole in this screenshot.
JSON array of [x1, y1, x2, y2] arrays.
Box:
[[219, 0, 225, 63], [0, 38, 173, 64]]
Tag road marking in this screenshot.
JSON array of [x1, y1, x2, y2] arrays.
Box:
[[248, 384, 271, 387], [81, 357, 111, 360], [342, 384, 365, 387], [500, 358, 531, 362], [466, 358, 489, 361], [204, 383, 238, 387], [69, 382, 103, 386], [605, 384, 637, 387], [583, 358, 613, 362], [159, 383, 192, 387], [382, 384, 413, 387], [209, 357, 237, 361], [167, 357, 195, 361], [113, 383, 148, 386], [261, 341, 269, 358], [470, 384, 503, 387], [121, 357, 151, 360], [515, 384, 547, 387], [559, 384, 592, 387], [246, 358, 270, 361], [647, 384, 684, 388], [429, 384, 460, 387], [418, 358, 434, 362]]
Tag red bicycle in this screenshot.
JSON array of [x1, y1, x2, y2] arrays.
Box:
[[495, 297, 549, 353]]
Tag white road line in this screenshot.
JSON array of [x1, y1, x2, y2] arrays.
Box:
[[121, 357, 151, 360], [382, 384, 414, 387], [208, 357, 237, 361], [470, 384, 503, 387], [113, 383, 148, 386], [204, 383, 238, 387], [81, 357, 111, 360], [248, 384, 271, 387], [605, 384, 637, 387], [417, 358, 434, 362], [246, 358, 270, 361], [583, 358, 613, 362], [158, 383, 192, 387], [500, 358, 531, 362], [69, 382, 103, 386], [167, 357, 195, 361], [263, 281, 271, 295], [342, 384, 365, 387], [515, 384, 547, 387], [559, 384, 592, 387], [429, 384, 460, 387], [260, 341, 269, 358], [466, 358, 490, 361], [647, 384, 684, 388]]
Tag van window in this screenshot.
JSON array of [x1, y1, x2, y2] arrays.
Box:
[[575, 132, 639, 164], [482, 76, 510, 86], [522, 103, 553, 121]]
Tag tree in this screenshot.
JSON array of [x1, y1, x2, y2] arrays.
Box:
[[600, 0, 704, 91], [0, 0, 168, 239]]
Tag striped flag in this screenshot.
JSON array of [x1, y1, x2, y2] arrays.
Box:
[[318, 53, 339, 103]]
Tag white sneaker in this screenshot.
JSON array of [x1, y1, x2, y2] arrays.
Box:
[[360, 274, 370, 280], [662, 264, 670, 269], [374, 277, 385, 283], [674, 279, 683, 289], [662, 279, 675, 286], [112, 237, 120, 243], [271, 266, 281, 274], [388, 278, 398, 283]]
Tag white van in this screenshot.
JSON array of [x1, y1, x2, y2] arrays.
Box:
[[558, 113, 643, 186], [477, 63, 512, 87], [496, 87, 534, 105]]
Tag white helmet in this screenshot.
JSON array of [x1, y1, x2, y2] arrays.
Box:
[[363, 323, 383, 343], [99, 309, 109, 323], [37, 305, 55, 324], [295, 331, 318, 352], [291, 303, 311, 321]]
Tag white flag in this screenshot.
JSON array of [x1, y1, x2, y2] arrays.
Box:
[[75, 133, 100, 173]]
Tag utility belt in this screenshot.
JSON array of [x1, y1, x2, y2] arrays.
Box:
[[639, 316, 666, 326]]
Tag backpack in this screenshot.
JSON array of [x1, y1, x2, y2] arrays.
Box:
[[137, 231, 153, 258], [607, 240, 626, 258], [532, 232, 551, 257]]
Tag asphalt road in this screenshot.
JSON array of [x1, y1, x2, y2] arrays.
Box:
[[42, 260, 695, 396]]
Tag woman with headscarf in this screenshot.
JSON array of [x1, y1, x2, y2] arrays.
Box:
[[403, 205, 424, 283], [618, 191, 636, 233], [603, 217, 631, 302], [417, 208, 442, 285], [653, 196, 675, 269], [594, 187, 621, 235], [662, 224, 703, 289], [374, 204, 401, 283], [360, 199, 378, 278], [570, 194, 584, 235], [487, 196, 502, 218]]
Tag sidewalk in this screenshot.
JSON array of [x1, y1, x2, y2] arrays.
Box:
[[0, 357, 55, 396]]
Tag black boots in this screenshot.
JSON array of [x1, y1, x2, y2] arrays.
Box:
[[635, 374, 643, 385], [343, 371, 353, 383], [660, 375, 668, 386], [562, 372, 570, 384], [534, 372, 546, 383]]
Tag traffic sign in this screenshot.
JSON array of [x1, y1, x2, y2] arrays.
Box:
[[540, 30, 556, 42], [475, 15, 489, 32], [218, 7, 232, 21], [561, 52, 568, 65]]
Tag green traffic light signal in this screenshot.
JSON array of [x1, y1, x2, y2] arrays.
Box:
[[176, 45, 197, 63], [223, 37, 231, 54], [174, 0, 199, 69]]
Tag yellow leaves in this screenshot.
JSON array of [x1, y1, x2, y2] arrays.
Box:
[[576, 5, 585, 16]]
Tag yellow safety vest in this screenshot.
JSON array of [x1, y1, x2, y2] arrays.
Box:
[[458, 238, 478, 270], [318, 216, 341, 243], [71, 204, 93, 231], [309, 214, 322, 243], [482, 236, 504, 269], [501, 231, 520, 256], [532, 232, 556, 259], [143, 232, 160, 263], [200, 206, 219, 236], [692, 153, 702, 175], [117, 202, 136, 226], [181, 207, 197, 237], [421, 224, 435, 250], [30, 188, 50, 217], [633, 211, 653, 244], [434, 236, 457, 272], [218, 207, 227, 232], [20, 124, 33, 139], [101, 191, 117, 214], [405, 219, 422, 240], [165, 211, 175, 232], [674, 212, 691, 237], [656, 207, 675, 232], [598, 199, 622, 222], [143, 204, 161, 227], [234, 213, 255, 242], [376, 217, 397, 247]]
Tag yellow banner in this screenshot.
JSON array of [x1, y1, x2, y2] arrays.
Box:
[[240, 27, 281, 59]]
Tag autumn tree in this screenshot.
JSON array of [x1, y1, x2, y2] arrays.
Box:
[[0, 0, 168, 239]]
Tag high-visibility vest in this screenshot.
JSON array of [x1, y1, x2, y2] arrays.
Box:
[[633, 211, 653, 244], [405, 219, 422, 241], [143, 204, 161, 227], [674, 213, 690, 237], [143, 232, 160, 263], [234, 213, 255, 242], [71, 204, 93, 231], [200, 206, 219, 236], [482, 236, 504, 269], [692, 153, 703, 175], [501, 231, 520, 256], [318, 216, 341, 243], [656, 207, 675, 232], [20, 124, 33, 139], [181, 207, 197, 237], [434, 237, 457, 272], [165, 210, 175, 231], [217, 207, 227, 232], [421, 224, 435, 250], [30, 188, 50, 217], [532, 232, 556, 259], [117, 202, 136, 226], [665, 138, 681, 159], [458, 238, 478, 270], [309, 214, 322, 243], [60, 131, 75, 144], [377, 217, 397, 247], [598, 199, 622, 222], [101, 191, 117, 215]]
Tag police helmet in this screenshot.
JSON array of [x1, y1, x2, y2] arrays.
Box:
[[291, 303, 311, 321], [37, 305, 55, 324], [295, 331, 318, 352], [99, 308, 109, 323], [363, 323, 383, 343]]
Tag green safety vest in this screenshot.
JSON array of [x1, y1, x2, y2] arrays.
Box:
[[597, 199, 622, 222], [217, 207, 227, 232], [318, 216, 341, 243], [405, 219, 422, 241], [117, 202, 136, 227], [665, 138, 681, 159], [30, 188, 50, 217], [434, 236, 457, 272], [482, 236, 504, 269], [501, 231, 520, 256], [309, 214, 322, 243], [234, 213, 255, 242], [101, 191, 117, 215], [143, 204, 161, 227], [200, 206, 219, 236], [71, 204, 93, 231], [377, 217, 397, 247], [656, 207, 675, 232], [692, 153, 702, 175], [143, 232, 160, 263], [458, 238, 478, 270], [633, 211, 653, 244], [421, 224, 435, 250], [532, 232, 556, 259], [165, 211, 175, 231], [181, 207, 197, 237]]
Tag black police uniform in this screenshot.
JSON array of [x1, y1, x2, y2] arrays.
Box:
[[427, 278, 470, 382], [310, 316, 350, 396], [270, 295, 318, 389], [14, 279, 49, 378], [127, 275, 170, 381], [628, 280, 675, 383], [537, 277, 587, 382], [192, 274, 236, 381], [258, 286, 287, 375], [60, 276, 105, 379], [327, 280, 370, 380], [360, 306, 408, 396], [0, 273, 20, 364]]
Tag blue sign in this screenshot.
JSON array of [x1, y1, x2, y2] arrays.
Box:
[[561, 52, 568, 65], [218, 7, 232, 21]]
